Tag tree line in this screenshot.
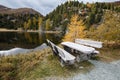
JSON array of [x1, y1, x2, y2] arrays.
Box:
[[0, 13, 42, 29], [0, 1, 119, 32]]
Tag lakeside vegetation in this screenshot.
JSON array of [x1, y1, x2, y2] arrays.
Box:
[[0, 48, 92, 80], [63, 11, 120, 44]]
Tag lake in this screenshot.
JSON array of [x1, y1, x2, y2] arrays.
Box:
[[0, 32, 63, 50]]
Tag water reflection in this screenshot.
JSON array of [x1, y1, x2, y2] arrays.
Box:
[[0, 32, 63, 50]]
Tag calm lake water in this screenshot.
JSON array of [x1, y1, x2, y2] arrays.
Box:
[[0, 32, 63, 50]]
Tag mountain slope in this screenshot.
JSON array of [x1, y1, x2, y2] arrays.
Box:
[[44, 1, 120, 32], [0, 5, 42, 15], [0, 5, 10, 11], [0, 5, 43, 29], [87, 11, 120, 42], [44, 1, 104, 31]]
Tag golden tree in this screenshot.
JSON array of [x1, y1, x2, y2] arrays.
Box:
[[38, 17, 42, 30], [63, 14, 86, 42], [33, 17, 37, 26], [45, 19, 51, 31], [24, 22, 27, 30]]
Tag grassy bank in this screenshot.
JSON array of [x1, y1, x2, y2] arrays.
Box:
[[0, 44, 120, 80], [99, 48, 120, 62], [0, 49, 49, 80], [0, 48, 93, 80]]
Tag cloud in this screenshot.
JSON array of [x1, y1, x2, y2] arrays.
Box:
[[78, 0, 118, 3], [0, 0, 66, 16], [0, 0, 118, 16]]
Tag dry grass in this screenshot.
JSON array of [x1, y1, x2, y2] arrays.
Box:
[[0, 48, 50, 80], [96, 42, 120, 62], [0, 47, 93, 80], [22, 54, 94, 80], [98, 47, 120, 62], [0, 44, 120, 80]]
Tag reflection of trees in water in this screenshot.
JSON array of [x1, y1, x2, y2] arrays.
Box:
[[0, 32, 63, 49], [0, 32, 16, 43], [38, 32, 63, 45], [24, 32, 32, 43], [38, 32, 45, 44], [45, 33, 63, 44], [24, 32, 40, 44], [25, 32, 64, 45], [45, 33, 52, 41]]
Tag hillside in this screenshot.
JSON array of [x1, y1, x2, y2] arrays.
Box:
[[0, 5, 42, 15], [87, 10, 120, 43], [0, 5, 43, 29], [0, 1, 120, 30], [44, 1, 120, 32], [0, 5, 10, 11]]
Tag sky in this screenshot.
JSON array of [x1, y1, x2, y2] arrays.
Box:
[[0, 0, 118, 16]]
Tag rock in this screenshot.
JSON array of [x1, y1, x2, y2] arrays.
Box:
[[0, 43, 48, 56]]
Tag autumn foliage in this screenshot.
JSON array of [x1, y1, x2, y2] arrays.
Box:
[[86, 11, 120, 48], [63, 14, 86, 42], [87, 11, 120, 42]]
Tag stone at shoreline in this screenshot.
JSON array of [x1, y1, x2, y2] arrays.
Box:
[[0, 43, 48, 56], [33, 43, 48, 51]]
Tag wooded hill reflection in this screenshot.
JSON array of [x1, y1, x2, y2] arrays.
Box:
[[0, 32, 63, 50]]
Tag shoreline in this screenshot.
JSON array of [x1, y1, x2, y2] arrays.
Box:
[[0, 29, 62, 33]]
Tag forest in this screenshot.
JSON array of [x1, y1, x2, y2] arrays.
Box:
[[0, 1, 120, 31]]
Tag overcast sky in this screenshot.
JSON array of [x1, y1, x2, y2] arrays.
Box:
[[0, 0, 118, 16]]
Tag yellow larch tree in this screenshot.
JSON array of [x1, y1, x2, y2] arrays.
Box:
[[63, 14, 86, 42], [45, 19, 51, 31], [38, 17, 42, 30]]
